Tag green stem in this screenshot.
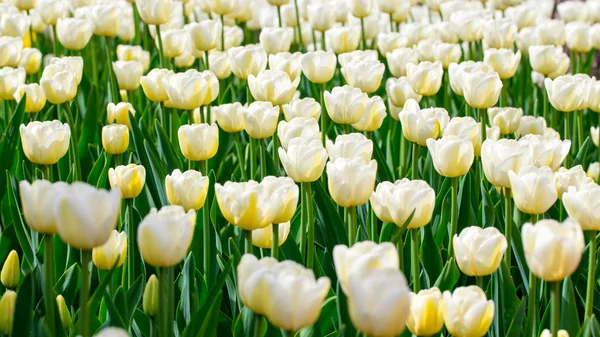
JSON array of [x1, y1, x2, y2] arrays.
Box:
[[246, 80, 253, 104], [187, 110, 194, 124], [320, 83, 326, 146], [52, 24, 60, 56], [159, 268, 167, 337], [348, 206, 357, 246], [259, 139, 267, 179], [300, 182, 307, 259], [126, 198, 134, 290], [480, 108, 487, 141], [411, 142, 419, 179], [132, 3, 141, 45], [504, 189, 512, 267], [476, 276, 483, 289], [44, 235, 56, 335], [271, 223, 279, 259], [45, 165, 52, 182], [369, 206, 377, 241], [277, 5, 282, 27], [411, 228, 420, 292], [284, 330, 295, 337], [245, 230, 253, 255], [565, 113, 571, 167], [254, 315, 264, 337], [105, 36, 117, 102], [220, 15, 225, 51], [321, 30, 326, 51], [156, 25, 165, 68], [249, 137, 256, 180], [202, 160, 211, 282], [167, 267, 174, 337], [304, 182, 314, 269], [204, 50, 210, 72], [399, 128, 407, 177], [449, 177, 458, 255], [360, 18, 366, 50], [293, 0, 304, 51], [80, 250, 91, 337], [551, 281, 561, 337], [528, 271, 538, 337], [234, 133, 247, 180], [577, 111, 584, 151], [586, 230, 597, 319]]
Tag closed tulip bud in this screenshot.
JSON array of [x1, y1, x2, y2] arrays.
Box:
[[406, 288, 444, 337], [555, 165, 593, 199], [117, 13, 134, 42], [301, 51, 336, 84], [406, 61, 443, 97], [377, 32, 406, 57], [541, 329, 570, 337], [107, 102, 135, 128], [386, 48, 418, 78], [516, 28, 537, 55], [450, 10, 484, 42], [211, 102, 243, 133], [237, 254, 277, 315], [282, 98, 320, 121], [443, 116, 500, 156], [207, 50, 231, 80], [399, 99, 449, 147], [102, 124, 129, 155], [215, 180, 280, 230], [0, 36, 22, 68], [0, 12, 30, 38], [416, 39, 438, 63], [509, 165, 557, 215], [163, 69, 209, 110], [87, 4, 120, 37], [178, 123, 219, 161], [448, 61, 490, 97], [56, 295, 71, 329], [252, 222, 291, 249], [522, 218, 584, 281], [463, 70, 503, 109], [92, 230, 127, 270], [277, 117, 320, 150], [483, 18, 517, 49], [566, 21, 592, 53], [37, 0, 68, 25], [140, 68, 173, 103], [518, 134, 571, 171], [13, 84, 45, 114], [138, 206, 195, 267], [347, 268, 411, 337], [593, 127, 600, 148], [307, 3, 335, 32], [558, 1, 586, 23], [54, 182, 121, 250], [248, 70, 300, 106], [453, 226, 507, 276], [13, 0, 35, 10], [116, 45, 150, 71], [487, 107, 523, 135], [545, 75, 588, 112], [427, 136, 474, 178], [223, 26, 244, 50], [350, 0, 372, 18], [261, 176, 299, 224], [327, 157, 377, 207], [206, 0, 234, 15], [199, 71, 219, 106], [243, 101, 279, 139], [370, 179, 435, 228], [29, 10, 47, 33], [505, 5, 538, 30], [481, 139, 528, 188], [516, 116, 546, 137], [259, 27, 294, 55], [386, 78, 422, 108], [483, 49, 521, 80], [20, 120, 70, 165], [435, 43, 461, 69], [165, 169, 209, 211], [108, 164, 146, 199], [187, 19, 220, 51], [158, 28, 187, 58], [143, 275, 159, 317], [40, 63, 78, 104], [0, 67, 25, 100], [279, 138, 328, 183], [327, 26, 360, 54], [352, 96, 386, 132], [443, 286, 494, 337], [324, 85, 368, 125], [529, 45, 570, 78], [562, 184, 600, 230], [175, 47, 196, 69], [266, 53, 300, 83], [137, 0, 172, 25], [228, 45, 267, 80], [587, 81, 600, 113], [18, 48, 42, 75], [1, 250, 20, 289], [341, 59, 384, 94], [326, 133, 372, 162], [112, 61, 143, 92], [0, 290, 16, 335]]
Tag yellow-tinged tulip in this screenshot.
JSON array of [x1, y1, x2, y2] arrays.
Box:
[[443, 116, 500, 156], [92, 230, 127, 270], [434, 21, 459, 44], [0, 290, 16, 335], [212, 102, 244, 133], [450, 10, 484, 42], [165, 169, 209, 211], [448, 61, 491, 97], [545, 75, 589, 112], [483, 18, 517, 49], [555, 165, 593, 199], [112, 61, 143, 92], [442, 286, 494, 337], [487, 107, 523, 135], [37, 0, 68, 25], [350, 0, 372, 18], [223, 26, 244, 50], [509, 165, 558, 215], [347, 268, 411, 337], [370, 179, 435, 229], [19, 179, 67, 234], [327, 157, 377, 208], [324, 85, 368, 125], [107, 102, 135, 129], [377, 32, 406, 58], [516, 116, 546, 138], [558, 1, 586, 23], [339, 50, 379, 68], [307, 3, 335, 32], [282, 98, 320, 121], [243, 101, 280, 139], [187, 19, 221, 51], [143, 274, 159, 317], [116, 45, 150, 71], [208, 50, 231, 80], [228, 45, 267, 80], [215, 180, 280, 230], [406, 61, 443, 97], [206, 0, 234, 15], [453, 226, 507, 276], [588, 81, 600, 113], [352, 95, 386, 132], [117, 11, 134, 42], [400, 99, 449, 147], [237, 254, 278, 315], [248, 70, 300, 106], [416, 39, 438, 63], [54, 182, 122, 250], [18, 48, 42, 75], [0, 67, 25, 100], [541, 329, 570, 337], [56, 295, 71, 329], [406, 288, 444, 337], [137, 0, 172, 25], [328, 26, 361, 54], [593, 127, 600, 147], [341, 59, 385, 94], [516, 28, 537, 56], [102, 124, 129, 155], [252, 222, 291, 249], [529, 45, 570, 78], [326, 133, 372, 163], [277, 117, 320, 150], [435, 43, 462, 69], [49, 56, 83, 85], [40, 63, 78, 104], [427, 135, 474, 178], [163, 69, 208, 110], [261, 176, 299, 224], [268, 52, 301, 82], [279, 138, 328, 183], [522, 218, 584, 281], [140, 68, 173, 103], [178, 123, 219, 161], [386, 77, 422, 108], [13, 0, 35, 11], [86, 4, 120, 37], [13, 83, 46, 113], [158, 28, 187, 58], [260, 27, 294, 55], [484, 49, 521, 80], [566, 21, 592, 53], [108, 164, 146, 199], [57, 18, 92, 51], [0, 36, 22, 68], [518, 135, 571, 171], [1, 250, 20, 289], [137, 206, 195, 267], [386, 48, 418, 78], [20, 120, 70, 165], [481, 139, 528, 188], [563, 184, 600, 230], [588, 162, 600, 182], [300, 50, 336, 84], [463, 70, 503, 110]]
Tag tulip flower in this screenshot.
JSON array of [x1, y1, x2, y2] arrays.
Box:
[[326, 133, 372, 163], [518, 135, 571, 171], [453, 226, 507, 277], [242, 101, 279, 139], [107, 102, 136, 129], [187, 19, 221, 52], [588, 162, 600, 182], [566, 21, 592, 53], [386, 48, 418, 78], [558, 1, 586, 23], [0, 67, 25, 100], [370, 179, 435, 229], [338, 50, 378, 68], [162, 69, 209, 110], [448, 61, 491, 97], [56, 295, 71, 329], [277, 117, 320, 150], [327, 157, 377, 208], [1, 250, 20, 289], [49, 57, 83, 84], [341, 59, 385, 94], [509, 165, 558, 215], [178, 123, 219, 161], [94, 328, 130, 337], [140, 68, 173, 103], [406, 288, 444, 337], [137, 0, 172, 25], [102, 124, 129, 155], [237, 254, 277, 315], [324, 85, 368, 125], [481, 139, 529, 188], [406, 61, 444, 97], [484, 49, 521, 80], [442, 286, 494, 337], [13, 84, 46, 113], [206, 0, 234, 15], [279, 138, 328, 183], [13, 0, 35, 10], [248, 70, 300, 106], [252, 223, 291, 249], [143, 275, 159, 317], [416, 39, 438, 63], [545, 75, 589, 112], [40, 63, 78, 104], [426, 135, 474, 178], [376, 32, 405, 58], [208, 50, 232, 80], [482, 18, 517, 49], [92, 230, 127, 270], [0, 290, 16, 335], [450, 10, 484, 42], [269, 52, 301, 82], [300, 51, 336, 84], [20, 120, 70, 165], [112, 61, 143, 92], [541, 330, 570, 337], [443, 116, 500, 156], [19, 180, 68, 235], [562, 184, 600, 232], [165, 169, 209, 212], [351, 95, 386, 132], [282, 98, 321, 121], [463, 70, 503, 110], [516, 116, 547, 138], [215, 180, 280, 231], [108, 164, 146, 199], [435, 43, 462, 69], [228, 45, 267, 80], [18, 48, 42, 75], [210, 103, 243, 133], [37, 0, 68, 25], [0, 36, 22, 68], [529, 46, 570, 78], [86, 4, 120, 37], [157, 28, 187, 59], [307, 3, 335, 32], [555, 165, 594, 199], [116, 45, 150, 71], [487, 107, 523, 135], [260, 27, 294, 55], [386, 78, 422, 108], [328, 26, 361, 54], [516, 27, 537, 55]]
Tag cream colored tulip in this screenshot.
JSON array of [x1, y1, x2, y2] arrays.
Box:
[[399, 99, 449, 146], [484, 49, 521, 80], [260, 27, 294, 55], [108, 164, 146, 199], [406, 288, 444, 337], [406, 61, 443, 97], [86, 4, 120, 37], [237, 254, 277, 315], [481, 139, 528, 188], [140, 68, 173, 103], [558, 1, 586, 23], [102, 124, 129, 155], [0, 290, 16, 335], [509, 165, 558, 215], [352, 95, 386, 132], [589, 162, 600, 182], [212, 102, 244, 133], [19, 179, 67, 234], [386, 77, 422, 108], [307, 3, 335, 32], [435, 43, 461, 69], [94, 328, 130, 337], [158, 28, 187, 58], [137, 0, 172, 25], [545, 75, 588, 112], [13, 83, 45, 113], [516, 116, 546, 137], [541, 329, 570, 337], [529, 45, 570, 78], [18, 48, 42, 75], [328, 26, 361, 54], [326, 133, 372, 163], [370, 179, 435, 229], [279, 138, 328, 183], [450, 10, 484, 42], [453, 226, 507, 277], [487, 107, 523, 135], [187, 19, 220, 51], [277, 117, 320, 150], [566, 21, 592, 53], [116, 45, 150, 71], [223, 26, 244, 50], [516, 27, 537, 56], [261, 176, 299, 224], [427, 135, 474, 178], [327, 157, 377, 208], [37, 0, 68, 25], [522, 218, 584, 281], [518, 134, 571, 171], [252, 222, 291, 249], [341, 59, 384, 94], [0, 36, 22, 67], [248, 70, 300, 106], [165, 169, 209, 211], [324, 85, 368, 125], [483, 18, 517, 49], [563, 184, 600, 231], [205, 50, 230, 80], [242, 101, 279, 139], [40, 63, 78, 104], [178, 123, 219, 161], [377, 32, 406, 58], [112, 60, 143, 92], [536, 20, 566, 46], [349, 0, 372, 18], [0, 67, 25, 100], [49, 56, 83, 84], [92, 230, 127, 270], [163, 69, 208, 110], [0, 12, 29, 38], [137, 206, 195, 267], [442, 286, 494, 337], [282, 98, 320, 121], [107, 102, 135, 128], [228, 45, 267, 80], [463, 70, 503, 110], [448, 61, 491, 97], [215, 180, 280, 230], [20, 120, 70, 165], [443, 116, 500, 156], [206, 0, 234, 15], [269, 52, 301, 81], [142, 275, 159, 317], [387, 48, 418, 78], [338, 50, 378, 68], [555, 165, 594, 199], [301, 51, 336, 84], [416, 39, 438, 63]]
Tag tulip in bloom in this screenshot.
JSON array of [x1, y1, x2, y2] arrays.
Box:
[[158, 28, 187, 58], [163, 69, 210, 110], [399, 99, 449, 147], [140, 68, 174, 103], [442, 286, 494, 337], [352, 96, 386, 132], [40, 63, 78, 104], [187, 19, 221, 51], [566, 21, 592, 53], [242, 101, 279, 139], [341, 59, 385, 94], [259, 27, 294, 55], [178, 123, 219, 161], [481, 139, 528, 188], [435, 43, 462, 69], [282, 97, 321, 121], [406, 61, 444, 97], [545, 75, 589, 112], [0, 12, 29, 38], [541, 330, 570, 337], [215, 180, 280, 230], [327, 157, 377, 208], [108, 164, 146, 199], [228, 45, 268, 80], [260, 176, 299, 224], [377, 33, 406, 58], [307, 3, 335, 32], [0, 67, 25, 100], [324, 85, 368, 125], [562, 184, 600, 231], [448, 61, 491, 97], [279, 138, 328, 183], [206, 0, 234, 15], [1, 250, 20, 289], [333, 241, 398, 291], [370, 179, 435, 229], [107, 102, 136, 129], [277, 117, 320, 150], [416, 39, 438, 63], [85, 4, 120, 37], [116, 45, 151, 71], [37, 0, 68, 25], [143, 275, 159, 317], [406, 288, 444, 337], [450, 10, 484, 42], [487, 107, 523, 135], [19, 180, 68, 234], [509, 165, 558, 215], [386, 48, 418, 78], [92, 230, 127, 270], [518, 135, 571, 171], [18, 48, 42, 75], [138, 206, 195, 267], [327, 26, 361, 54], [338, 50, 378, 68], [427, 136, 474, 178], [516, 116, 546, 138], [301, 51, 336, 84], [13, 84, 46, 113], [522, 218, 584, 281], [0, 290, 16, 335], [101, 124, 129, 155], [326, 133, 373, 163], [237, 254, 278, 315], [208, 51, 232, 80], [49, 57, 83, 84], [463, 70, 503, 109], [443, 116, 500, 156], [212, 102, 244, 133], [386, 77, 422, 108], [112, 60, 144, 92], [0, 36, 22, 67], [165, 169, 209, 212], [482, 18, 517, 49], [529, 46, 570, 79], [248, 70, 300, 106], [453, 226, 507, 276], [267, 52, 301, 82], [558, 1, 586, 23], [555, 165, 594, 199], [516, 27, 537, 56], [20, 120, 70, 165], [137, 0, 172, 25], [484, 49, 521, 80], [252, 222, 291, 249]]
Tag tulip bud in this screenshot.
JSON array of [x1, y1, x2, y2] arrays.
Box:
[[252, 223, 291, 249], [463, 70, 503, 110], [522, 218, 584, 281], [268, 52, 301, 82], [248, 70, 300, 106], [588, 162, 600, 182], [406, 288, 444, 337], [242, 101, 279, 139], [112, 61, 143, 92], [558, 1, 586, 23], [516, 28, 537, 56], [386, 77, 422, 108], [545, 75, 589, 112], [0, 36, 22, 68], [18, 48, 42, 75], [107, 102, 135, 129], [208, 50, 231, 80], [158, 28, 187, 59], [326, 133, 372, 162], [13, 84, 46, 113], [138, 206, 195, 267], [377, 33, 406, 58], [86, 4, 120, 37], [487, 107, 523, 135], [454, 226, 507, 276], [187, 19, 221, 51], [279, 138, 328, 183], [237, 254, 278, 315], [92, 230, 127, 270], [56, 295, 71, 329], [509, 165, 558, 215], [448, 61, 491, 97], [228, 45, 267, 80], [327, 157, 377, 208], [340, 59, 384, 94], [215, 180, 279, 230], [282, 98, 320, 121], [211, 102, 244, 133], [301, 50, 336, 84], [140, 68, 174, 103], [262, 176, 299, 224], [0, 67, 25, 101], [143, 274, 159, 317], [307, 3, 335, 32], [592, 127, 600, 148], [406, 61, 443, 97], [137, 0, 172, 25], [108, 164, 146, 200], [102, 124, 129, 155], [541, 329, 570, 337], [37, 0, 68, 25], [427, 135, 475, 178], [442, 286, 494, 337], [351, 96, 386, 132], [277, 117, 320, 150], [370, 179, 435, 229], [165, 169, 209, 212], [328, 26, 360, 54], [20, 120, 70, 165], [40, 63, 78, 104], [347, 268, 411, 337], [324, 85, 368, 125], [566, 21, 592, 53], [0, 290, 16, 335], [386, 48, 418, 78], [259, 27, 294, 55], [178, 123, 219, 161], [398, 99, 448, 146], [1, 250, 20, 289], [54, 182, 122, 250], [518, 135, 571, 171], [529, 45, 570, 78]]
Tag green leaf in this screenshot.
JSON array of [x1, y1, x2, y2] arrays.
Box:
[[573, 137, 591, 167], [505, 299, 526, 337], [313, 180, 348, 251], [6, 172, 36, 272], [233, 308, 267, 337], [372, 140, 394, 182], [433, 258, 460, 292], [103, 289, 127, 328], [10, 271, 35, 337], [125, 275, 144, 325], [77, 87, 99, 180], [562, 277, 581, 337], [420, 223, 443, 284], [154, 120, 181, 172], [0, 96, 25, 201]]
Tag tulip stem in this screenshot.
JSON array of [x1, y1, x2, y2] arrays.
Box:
[[132, 3, 141, 45], [260, 139, 267, 179], [202, 160, 212, 282], [479, 108, 486, 141], [319, 83, 327, 146], [80, 250, 91, 337], [411, 143, 419, 180], [348, 206, 357, 246], [271, 224, 279, 259], [245, 230, 253, 255], [476, 276, 483, 289], [565, 113, 571, 167], [277, 5, 282, 28], [448, 178, 458, 256], [45, 165, 52, 182], [300, 183, 307, 259], [411, 228, 420, 292], [126, 198, 135, 291], [577, 111, 584, 152], [293, 0, 304, 51], [283, 330, 294, 337], [156, 25, 165, 68], [360, 18, 366, 50], [254, 315, 264, 337], [234, 133, 247, 180], [304, 182, 314, 268], [586, 230, 597, 319], [167, 267, 174, 337], [220, 15, 225, 51], [52, 24, 60, 57], [551, 281, 561, 337], [250, 138, 256, 179], [504, 188, 512, 267], [159, 268, 167, 337], [321, 31, 326, 51], [44, 235, 56, 335], [105, 36, 118, 102], [528, 271, 538, 337]]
